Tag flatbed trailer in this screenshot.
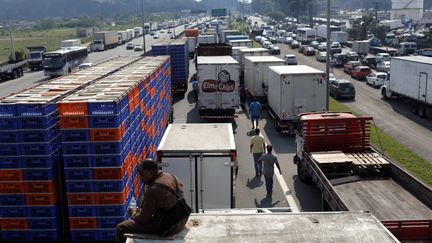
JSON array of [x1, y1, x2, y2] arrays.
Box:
[[294, 112, 432, 241], [0, 60, 27, 80]]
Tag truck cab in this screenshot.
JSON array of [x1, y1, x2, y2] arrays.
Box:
[[92, 40, 104, 51], [27, 46, 47, 71]]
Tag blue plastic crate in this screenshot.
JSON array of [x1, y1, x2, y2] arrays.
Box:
[[0, 117, 18, 130], [94, 176, 128, 192], [66, 180, 94, 192], [0, 104, 17, 117], [63, 155, 93, 168], [88, 100, 127, 116], [27, 204, 60, 218], [17, 103, 56, 116], [24, 167, 58, 180], [22, 151, 59, 168], [29, 229, 60, 241], [0, 194, 26, 205], [21, 137, 60, 156], [2, 231, 29, 241], [28, 217, 60, 229], [98, 229, 116, 241], [96, 204, 128, 217], [0, 156, 22, 168], [62, 142, 91, 155], [0, 206, 27, 217], [68, 205, 97, 217], [89, 115, 124, 128], [61, 129, 90, 142], [18, 111, 59, 129], [70, 230, 98, 241], [91, 140, 130, 155], [91, 153, 128, 167], [0, 130, 20, 143], [0, 144, 20, 156], [64, 167, 93, 180], [19, 126, 59, 143], [97, 216, 127, 229]]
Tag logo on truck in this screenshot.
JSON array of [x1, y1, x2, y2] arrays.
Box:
[[202, 70, 235, 92]]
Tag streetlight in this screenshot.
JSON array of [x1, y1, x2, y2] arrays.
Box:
[[141, 0, 146, 54]]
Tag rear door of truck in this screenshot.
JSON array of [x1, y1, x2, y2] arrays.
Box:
[[217, 64, 239, 110], [198, 63, 218, 110]]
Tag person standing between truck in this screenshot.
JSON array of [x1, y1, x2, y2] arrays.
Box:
[[250, 128, 266, 177], [259, 145, 282, 197], [249, 98, 262, 130], [191, 77, 199, 102], [116, 159, 191, 243]]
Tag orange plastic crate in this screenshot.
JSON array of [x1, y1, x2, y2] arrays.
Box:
[[94, 186, 129, 205], [60, 116, 89, 129], [26, 193, 59, 206], [69, 217, 97, 229], [0, 182, 25, 193], [1, 218, 28, 230], [25, 180, 58, 193], [90, 128, 124, 142], [0, 169, 23, 181], [67, 193, 95, 205], [59, 102, 88, 116], [93, 164, 128, 180]]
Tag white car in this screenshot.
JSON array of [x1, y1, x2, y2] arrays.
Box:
[[284, 37, 293, 44], [376, 53, 391, 62], [316, 51, 326, 62], [255, 36, 262, 42], [329, 73, 336, 82], [78, 63, 93, 70], [366, 72, 388, 87], [376, 61, 391, 73], [160, 29, 165, 33], [284, 54, 297, 65]]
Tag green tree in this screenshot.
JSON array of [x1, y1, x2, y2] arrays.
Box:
[[268, 11, 285, 21]]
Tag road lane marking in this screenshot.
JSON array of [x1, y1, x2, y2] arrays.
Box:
[[274, 167, 299, 212]]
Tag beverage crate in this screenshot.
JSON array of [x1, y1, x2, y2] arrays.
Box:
[[17, 103, 56, 116], [68, 205, 97, 217], [66, 180, 94, 192], [64, 155, 93, 168], [94, 175, 129, 192], [70, 230, 98, 241], [64, 167, 93, 180], [0, 218, 28, 230], [0, 194, 26, 205], [0, 169, 23, 181], [22, 151, 60, 168], [0, 104, 17, 117], [28, 217, 59, 229], [23, 167, 58, 180], [94, 187, 129, 205], [96, 203, 128, 217], [90, 127, 126, 142], [2, 231, 29, 241], [91, 140, 131, 155], [98, 229, 116, 241], [1, 206, 27, 217], [89, 114, 127, 128], [97, 216, 127, 228], [69, 217, 97, 229], [62, 142, 92, 155], [60, 116, 89, 129], [26, 193, 59, 206], [0, 181, 24, 193], [29, 229, 60, 241], [58, 102, 88, 116], [0, 143, 20, 156], [88, 100, 128, 116], [0, 156, 22, 169], [0, 130, 20, 143], [18, 111, 59, 129], [19, 125, 59, 143], [61, 129, 90, 142], [91, 152, 129, 167], [27, 204, 60, 217], [20, 137, 60, 156], [25, 180, 58, 193], [67, 193, 95, 205], [93, 164, 128, 180]]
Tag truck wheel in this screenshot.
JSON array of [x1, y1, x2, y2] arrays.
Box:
[[18, 68, 23, 77], [12, 70, 18, 79], [297, 164, 313, 185], [418, 104, 426, 118]]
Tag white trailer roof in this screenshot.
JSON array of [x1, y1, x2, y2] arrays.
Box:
[[157, 123, 236, 152], [229, 39, 252, 43], [392, 56, 432, 65], [239, 48, 268, 53], [197, 56, 239, 65], [232, 46, 248, 50], [245, 56, 285, 63], [269, 65, 324, 75]]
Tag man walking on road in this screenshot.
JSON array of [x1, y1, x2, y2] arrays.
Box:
[[259, 145, 282, 197], [250, 128, 266, 177], [249, 98, 262, 130]]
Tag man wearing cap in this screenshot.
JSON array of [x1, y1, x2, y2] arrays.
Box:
[[116, 159, 190, 243], [259, 145, 282, 197]]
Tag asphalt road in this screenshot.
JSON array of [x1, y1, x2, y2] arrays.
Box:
[[274, 43, 432, 164]]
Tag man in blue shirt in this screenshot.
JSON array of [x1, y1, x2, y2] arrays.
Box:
[[191, 78, 199, 101], [249, 98, 262, 130]]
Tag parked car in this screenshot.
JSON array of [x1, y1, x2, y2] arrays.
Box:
[[329, 79, 356, 99], [333, 53, 348, 67], [134, 44, 143, 51], [366, 72, 387, 87], [78, 63, 93, 70], [126, 43, 135, 50], [344, 61, 361, 74], [270, 46, 281, 55], [376, 61, 391, 73], [361, 55, 377, 69], [351, 66, 372, 80], [346, 51, 359, 62], [284, 54, 297, 65], [284, 37, 293, 44], [290, 40, 300, 49], [153, 34, 160, 39], [376, 53, 391, 62], [298, 44, 307, 53], [310, 41, 320, 49], [316, 51, 326, 62], [304, 47, 315, 56], [416, 48, 432, 57]]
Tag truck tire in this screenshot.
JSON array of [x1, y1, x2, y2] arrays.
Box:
[[418, 104, 426, 118], [18, 68, 23, 77], [297, 163, 313, 185], [12, 70, 18, 79]]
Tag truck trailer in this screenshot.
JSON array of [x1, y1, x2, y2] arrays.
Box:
[[0, 60, 27, 80], [294, 112, 432, 242], [197, 56, 240, 117], [60, 39, 81, 48], [267, 65, 327, 132], [133, 27, 143, 37], [229, 39, 253, 48], [220, 29, 241, 43], [117, 30, 128, 45], [381, 56, 432, 119], [92, 31, 118, 51], [351, 40, 369, 56]]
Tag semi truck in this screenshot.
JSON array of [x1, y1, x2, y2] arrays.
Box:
[[0, 60, 27, 80], [294, 112, 432, 242], [330, 31, 348, 45], [133, 27, 143, 37], [351, 40, 369, 57], [117, 30, 128, 45], [197, 56, 240, 117], [267, 65, 327, 132], [26, 46, 47, 71], [91, 31, 118, 51], [381, 56, 432, 119]]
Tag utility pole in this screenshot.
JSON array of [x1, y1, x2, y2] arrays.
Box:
[[325, 0, 330, 111], [141, 0, 146, 54], [374, 2, 379, 33], [7, 18, 16, 61]]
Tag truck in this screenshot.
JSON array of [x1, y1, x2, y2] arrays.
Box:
[[60, 39, 81, 48], [198, 35, 218, 44], [26, 46, 47, 71], [351, 40, 369, 57], [187, 37, 197, 58], [294, 112, 432, 242], [381, 56, 432, 119], [117, 30, 128, 45], [238, 47, 269, 71], [267, 65, 327, 132], [244, 56, 285, 102], [229, 39, 253, 48], [196, 43, 232, 57], [156, 123, 236, 212], [330, 31, 348, 45], [225, 35, 249, 42], [127, 29, 135, 39], [231, 46, 248, 63], [316, 25, 342, 42], [92, 31, 118, 51], [143, 23, 151, 35], [220, 29, 241, 43], [133, 27, 143, 37], [197, 56, 240, 117], [0, 60, 27, 80]]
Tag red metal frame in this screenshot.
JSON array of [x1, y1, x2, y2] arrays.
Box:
[[382, 220, 432, 241]]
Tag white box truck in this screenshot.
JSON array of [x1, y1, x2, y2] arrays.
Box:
[[267, 65, 327, 132], [351, 40, 369, 56], [156, 123, 237, 213], [244, 56, 285, 99], [330, 31, 348, 45], [221, 29, 241, 43], [232, 46, 248, 63], [117, 31, 128, 44], [197, 56, 240, 117], [198, 35, 218, 44], [92, 31, 118, 51], [239, 48, 269, 71], [60, 39, 81, 48], [381, 56, 432, 119], [187, 37, 197, 58], [229, 39, 253, 48]]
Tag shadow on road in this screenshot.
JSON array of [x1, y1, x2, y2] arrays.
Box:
[[246, 176, 263, 189], [292, 175, 322, 211], [254, 197, 280, 208]]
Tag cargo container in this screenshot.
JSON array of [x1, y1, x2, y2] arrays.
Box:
[[156, 123, 236, 212], [267, 65, 327, 132], [381, 56, 432, 119], [225, 35, 249, 42], [187, 37, 197, 58], [92, 31, 118, 51], [117, 31, 128, 45], [231, 46, 248, 63], [351, 40, 369, 56], [60, 39, 82, 48], [133, 27, 143, 37], [198, 35, 218, 44], [330, 31, 348, 45], [197, 56, 240, 117], [229, 39, 253, 48], [238, 47, 269, 71], [220, 29, 241, 43], [196, 43, 232, 57]]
